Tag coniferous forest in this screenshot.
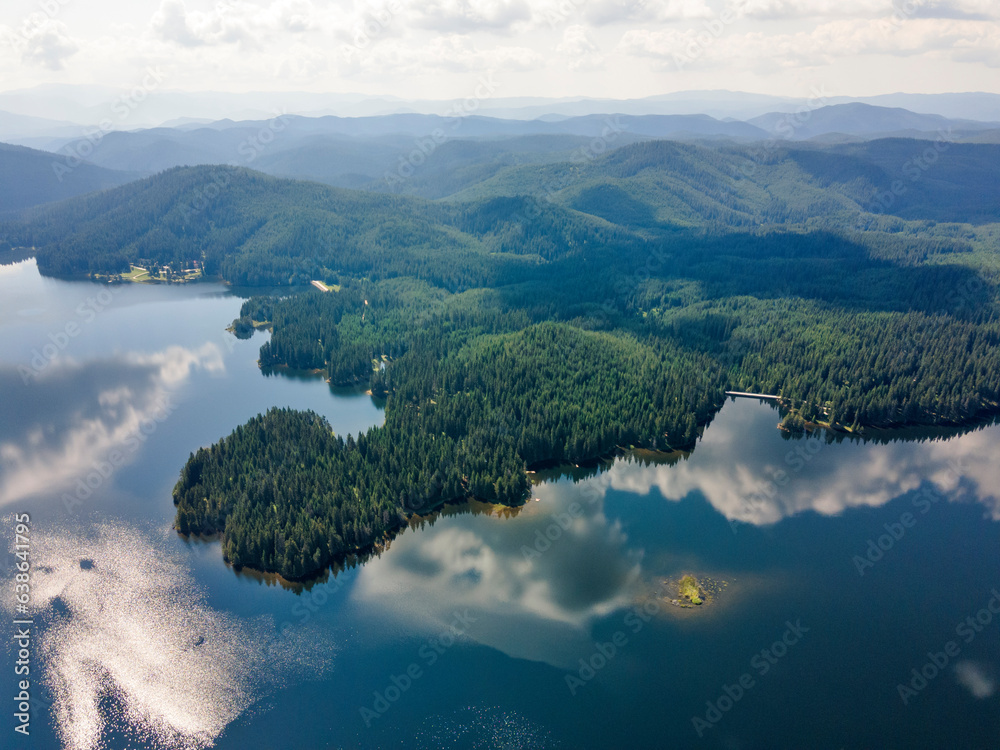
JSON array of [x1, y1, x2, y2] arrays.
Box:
[[5, 138, 999, 579]]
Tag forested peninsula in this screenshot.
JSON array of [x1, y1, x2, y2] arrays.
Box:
[[6, 139, 1000, 579]]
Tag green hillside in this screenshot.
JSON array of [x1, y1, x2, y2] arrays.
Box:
[[4, 141, 1000, 579], [8, 165, 628, 287], [448, 139, 1000, 228]]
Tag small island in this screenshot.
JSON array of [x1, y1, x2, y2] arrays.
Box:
[[661, 574, 728, 609], [678, 574, 703, 605]]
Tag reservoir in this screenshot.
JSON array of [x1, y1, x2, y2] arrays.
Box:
[[1, 258, 998, 749]]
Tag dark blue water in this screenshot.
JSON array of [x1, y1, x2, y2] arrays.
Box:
[[2, 259, 998, 750]]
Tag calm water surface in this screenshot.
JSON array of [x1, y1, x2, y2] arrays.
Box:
[[1, 258, 998, 750]]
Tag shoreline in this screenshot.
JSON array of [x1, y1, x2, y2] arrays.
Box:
[[174, 401, 1000, 584]]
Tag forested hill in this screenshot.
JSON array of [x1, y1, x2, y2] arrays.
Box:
[[9, 138, 1000, 287], [5, 166, 481, 286], [4, 164, 637, 287], [168, 162, 1000, 581], [174, 220, 1000, 579], [449, 139, 1000, 227], [6, 138, 1000, 580]]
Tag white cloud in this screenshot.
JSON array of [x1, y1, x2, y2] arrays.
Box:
[[151, 0, 320, 48], [584, 0, 713, 25], [152, 0, 253, 47], [620, 17, 1000, 72], [266, 0, 320, 32], [13, 18, 78, 70], [726, 0, 885, 20], [151, 0, 199, 46], [274, 43, 331, 79], [724, 0, 1000, 21], [403, 0, 533, 33], [344, 33, 541, 75], [573, 399, 1000, 527], [915, 0, 1000, 20], [597, 441, 930, 525], [556, 24, 605, 70], [2, 0, 999, 100]]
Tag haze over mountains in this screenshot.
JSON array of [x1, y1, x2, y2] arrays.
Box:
[[0, 143, 137, 216], [2, 94, 999, 219], [3, 85, 1000, 140]]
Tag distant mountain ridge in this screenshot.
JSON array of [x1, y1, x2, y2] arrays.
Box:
[[0, 109, 87, 141], [14, 102, 996, 185], [0, 142, 138, 215], [750, 102, 999, 140], [8, 135, 999, 282], [6, 120, 999, 224], [12, 113, 766, 189], [446, 137, 1000, 226], [3, 85, 1000, 129]]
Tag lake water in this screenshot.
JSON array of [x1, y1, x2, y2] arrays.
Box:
[[2, 258, 999, 749]]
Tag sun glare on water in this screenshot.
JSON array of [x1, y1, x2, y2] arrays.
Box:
[[3, 521, 333, 750]]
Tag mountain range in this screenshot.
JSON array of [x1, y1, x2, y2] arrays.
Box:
[[4, 85, 1000, 132], [0, 100, 994, 208]]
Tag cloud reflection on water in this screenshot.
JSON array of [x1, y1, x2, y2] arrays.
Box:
[[596, 401, 1000, 523], [0, 343, 224, 507], [352, 499, 643, 669], [351, 401, 1000, 672], [953, 660, 997, 700]]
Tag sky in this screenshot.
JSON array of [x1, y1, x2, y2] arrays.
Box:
[[1, 0, 999, 102]]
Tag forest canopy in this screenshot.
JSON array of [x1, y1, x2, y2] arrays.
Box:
[[6, 139, 999, 579]]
